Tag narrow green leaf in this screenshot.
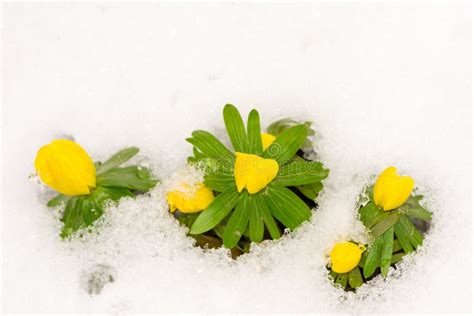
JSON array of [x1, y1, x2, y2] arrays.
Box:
[[186, 130, 234, 161], [391, 252, 405, 264], [96, 166, 157, 191], [266, 185, 312, 230], [363, 237, 383, 278], [296, 182, 323, 200], [248, 194, 264, 243], [348, 267, 363, 288], [190, 189, 240, 235], [273, 161, 329, 186], [335, 273, 348, 288], [380, 227, 394, 277], [204, 173, 235, 192], [96, 147, 139, 175], [247, 109, 263, 155], [60, 198, 83, 238], [262, 125, 308, 165], [370, 212, 400, 238], [47, 194, 69, 207], [399, 215, 424, 248], [223, 192, 250, 248], [392, 239, 402, 253], [358, 202, 383, 228], [223, 104, 248, 152], [394, 221, 414, 253], [254, 193, 281, 239], [399, 195, 432, 221]]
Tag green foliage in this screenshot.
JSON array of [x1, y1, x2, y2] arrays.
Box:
[[48, 147, 158, 239], [183, 104, 328, 253]]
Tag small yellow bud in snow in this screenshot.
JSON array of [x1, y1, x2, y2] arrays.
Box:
[[330, 242, 363, 274], [34, 139, 96, 196], [374, 166, 414, 211], [167, 182, 214, 213]]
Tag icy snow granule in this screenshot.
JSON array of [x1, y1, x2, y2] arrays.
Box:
[[2, 2, 471, 313]]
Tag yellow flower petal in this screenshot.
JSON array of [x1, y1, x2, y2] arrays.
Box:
[[234, 152, 279, 194], [261, 133, 276, 151], [330, 242, 363, 274], [373, 166, 414, 211], [166, 182, 214, 213], [34, 139, 96, 196]]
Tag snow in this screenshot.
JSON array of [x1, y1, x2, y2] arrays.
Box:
[[2, 2, 471, 313]]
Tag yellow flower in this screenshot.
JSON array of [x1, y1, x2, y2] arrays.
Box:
[[34, 139, 96, 196], [261, 133, 276, 150], [373, 166, 414, 211], [167, 182, 214, 213], [234, 152, 279, 194], [330, 242, 363, 274]]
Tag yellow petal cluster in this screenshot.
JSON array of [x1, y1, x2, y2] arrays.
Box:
[[330, 242, 363, 273], [374, 166, 414, 211], [234, 152, 279, 194], [261, 133, 276, 150], [34, 139, 96, 196], [167, 182, 214, 213]]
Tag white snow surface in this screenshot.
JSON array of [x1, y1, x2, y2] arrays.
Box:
[[2, 2, 471, 314]]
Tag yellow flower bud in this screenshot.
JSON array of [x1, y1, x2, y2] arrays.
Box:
[[261, 133, 276, 151], [330, 242, 363, 274], [167, 182, 214, 213], [234, 152, 279, 194], [34, 139, 96, 196], [373, 166, 414, 211]]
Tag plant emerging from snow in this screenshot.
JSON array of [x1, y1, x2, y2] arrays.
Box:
[[168, 104, 329, 255]]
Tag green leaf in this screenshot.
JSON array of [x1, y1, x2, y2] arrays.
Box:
[[186, 130, 234, 161], [262, 125, 308, 165], [348, 267, 363, 288], [204, 172, 235, 192], [391, 252, 405, 264], [394, 221, 414, 253], [223, 192, 250, 248], [335, 273, 348, 288], [358, 202, 383, 228], [399, 215, 424, 248], [392, 239, 402, 253], [60, 186, 134, 238], [96, 147, 139, 175], [190, 189, 240, 235], [247, 109, 263, 155], [96, 166, 157, 191], [254, 193, 281, 239], [380, 227, 394, 277], [273, 161, 329, 186], [248, 194, 264, 243], [370, 212, 400, 238], [363, 236, 383, 278], [400, 195, 432, 221], [267, 118, 315, 150], [265, 185, 312, 230], [47, 194, 70, 207], [296, 182, 324, 200], [223, 104, 249, 153]]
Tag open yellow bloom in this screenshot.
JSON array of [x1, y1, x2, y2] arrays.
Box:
[[234, 152, 278, 194], [374, 166, 414, 211], [34, 139, 96, 196], [167, 182, 214, 213], [330, 242, 363, 273], [261, 133, 276, 150]]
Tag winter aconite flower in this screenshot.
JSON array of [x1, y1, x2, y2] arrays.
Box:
[[34, 139, 96, 196], [167, 182, 215, 213], [261, 133, 276, 150], [374, 166, 414, 211], [330, 242, 363, 274], [234, 152, 279, 194]]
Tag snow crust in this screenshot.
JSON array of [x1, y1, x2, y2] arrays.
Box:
[[2, 2, 471, 313]]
